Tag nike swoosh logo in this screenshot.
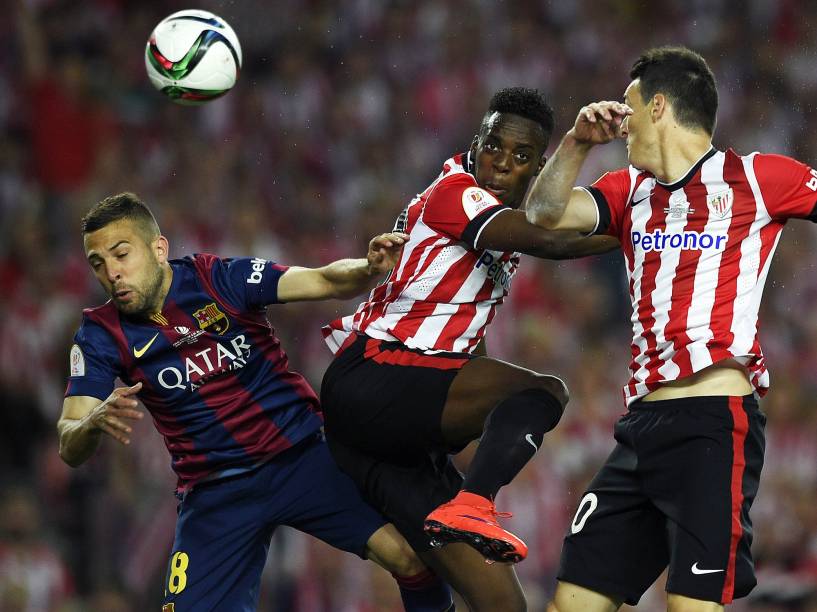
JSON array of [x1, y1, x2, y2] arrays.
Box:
[[691, 562, 724, 575], [525, 434, 538, 451], [632, 192, 654, 205], [133, 333, 160, 358]]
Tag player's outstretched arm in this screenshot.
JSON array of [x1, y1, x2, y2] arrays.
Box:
[[476, 209, 620, 260], [525, 101, 631, 232], [58, 383, 144, 467], [276, 232, 408, 302]]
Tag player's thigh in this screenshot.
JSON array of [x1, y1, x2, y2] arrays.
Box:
[[421, 542, 526, 612], [327, 433, 463, 554], [558, 435, 668, 607], [162, 473, 272, 611], [548, 580, 621, 612], [280, 437, 389, 560], [321, 336, 468, 461], [666, 593, 724, 612], [441, 355, 568, 445], [643, 396, 765, 604]]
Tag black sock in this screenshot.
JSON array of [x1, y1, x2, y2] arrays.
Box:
[[462, 388, 564, 500], [393, 568, 454, 612]]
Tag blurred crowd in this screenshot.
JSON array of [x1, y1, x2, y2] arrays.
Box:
[[2, 0, 817, 610]]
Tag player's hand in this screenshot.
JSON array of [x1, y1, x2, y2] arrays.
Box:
[[569, 101, 632, 145], [86, 382, 144, 445], [367, 232, 409, 275]]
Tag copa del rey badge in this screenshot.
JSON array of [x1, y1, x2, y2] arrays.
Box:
[[706, 188, 734, 219], [461, 187, 501, 220]]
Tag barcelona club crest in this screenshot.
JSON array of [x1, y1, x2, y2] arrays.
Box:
[[193, 302, 229, 335], [706, 188, 734, 219]]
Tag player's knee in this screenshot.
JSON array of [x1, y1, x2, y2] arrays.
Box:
[[538, 374, 569, 407], [389, 545, 426, 577], [365, 524, 425, 576]]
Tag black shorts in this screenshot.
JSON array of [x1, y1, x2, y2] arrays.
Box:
[[558, 394, 765, 605], [320, 334, 477, 550], [320, 334, 476, 463]]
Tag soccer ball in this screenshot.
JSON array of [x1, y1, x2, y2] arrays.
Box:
[[145, 9, 242, 105]]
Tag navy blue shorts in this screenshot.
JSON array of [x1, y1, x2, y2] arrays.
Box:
[[161, 434, 386, 611], [558, 395, 765, 606]]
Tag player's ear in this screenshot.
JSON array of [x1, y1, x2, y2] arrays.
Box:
[[154, 235, 170, 263], [536, 154, 548, 175], [651, 93, 667, 122], [466, 136, 479, 172]]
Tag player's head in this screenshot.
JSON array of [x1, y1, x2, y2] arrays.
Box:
[[470, 87, 554, 209], [622, 46, 717, 168], [81, 192, 170, 317]]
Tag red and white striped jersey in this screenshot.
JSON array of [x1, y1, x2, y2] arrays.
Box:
[[323, 152, 518, 354], [586, 147, 817, 405]]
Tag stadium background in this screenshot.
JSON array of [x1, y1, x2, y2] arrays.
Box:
[[2, 0, 817, 610]]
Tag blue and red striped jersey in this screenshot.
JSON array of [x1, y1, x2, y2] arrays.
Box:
[[65, 253, 323, 491]]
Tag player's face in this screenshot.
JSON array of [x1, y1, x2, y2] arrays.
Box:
[[471, 113, 546, 209], [84, 220, 168, 317], [621, 80, 657, 170]]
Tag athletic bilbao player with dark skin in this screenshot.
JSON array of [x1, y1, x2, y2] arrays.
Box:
[[57, 194, 455, 611], [526, 47, 817, 612], [321, 88, 618, 611]]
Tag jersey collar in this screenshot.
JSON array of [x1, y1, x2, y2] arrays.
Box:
[[655, 146, 717, 191]]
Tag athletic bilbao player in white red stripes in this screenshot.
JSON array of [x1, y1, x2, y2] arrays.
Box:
[[320, 88, 616, 611], [526, 47, 817, 612]]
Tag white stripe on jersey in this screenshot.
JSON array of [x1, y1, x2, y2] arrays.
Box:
[[729, 153, 770, 357], [685, 151, 728, 372], [626, 178, 655, 400], [651, 188, 690, 383]]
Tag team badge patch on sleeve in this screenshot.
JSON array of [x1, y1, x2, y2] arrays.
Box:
[[462, 187, 501, 220], [70, 344, 85, 377]]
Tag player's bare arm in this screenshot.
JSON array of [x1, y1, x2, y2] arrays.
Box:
[[525, 101, 631, 232], [276, 232, 408, 301], [57, 382, 144, 467], [475, 209, 620, 259]]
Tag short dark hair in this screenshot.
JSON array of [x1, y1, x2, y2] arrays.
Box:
[[81, 192, 160, 242], [630, 46, 718, 134], [484, 87, 555, 141]]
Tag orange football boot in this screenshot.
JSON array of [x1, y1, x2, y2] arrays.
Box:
[[423, 491, 528, 563]]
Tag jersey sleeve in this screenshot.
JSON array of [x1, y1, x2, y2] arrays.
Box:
[[207, 255, 290, 310], [582, 168, 632, 239], [64, 317, 121, 400], [422, 175, 512, 248], [753, 153, 817, 222]]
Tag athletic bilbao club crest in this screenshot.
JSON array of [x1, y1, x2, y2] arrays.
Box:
[[193, 302, 229, 334], [706, 188, 734, 219]]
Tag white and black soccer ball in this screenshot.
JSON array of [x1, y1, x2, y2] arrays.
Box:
[[145, 9, 242, 105]]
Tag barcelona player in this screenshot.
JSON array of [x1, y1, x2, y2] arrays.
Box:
[[57, 193, 452, 611], [525, 47, 817, 611]]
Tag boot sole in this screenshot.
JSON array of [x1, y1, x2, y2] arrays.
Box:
[[424, 520, 525, 563]]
